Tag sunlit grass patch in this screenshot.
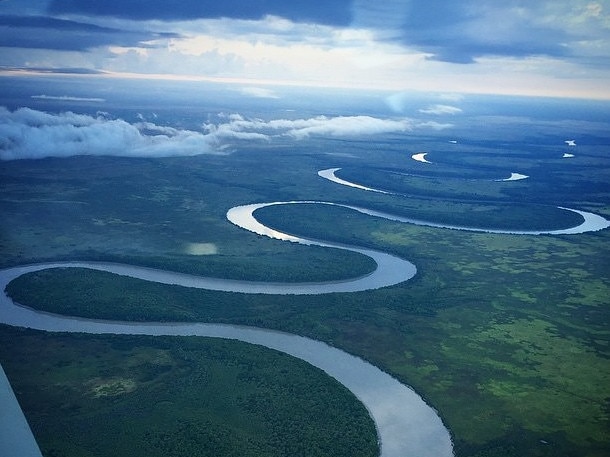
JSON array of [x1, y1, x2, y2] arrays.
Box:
[[184, 242, 218, 255]]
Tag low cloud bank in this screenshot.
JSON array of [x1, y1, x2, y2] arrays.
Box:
[[238, 87, 280, 99], [418, 104, 463, 115], [1, 107, 450, 160], [0, 107, 220, 160], [204, 113, 449, 141], [31, 94, 106, 103]]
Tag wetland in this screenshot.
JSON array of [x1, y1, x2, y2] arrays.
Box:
[[1, 111, 610, 457]]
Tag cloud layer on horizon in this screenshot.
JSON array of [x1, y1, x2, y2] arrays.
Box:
[[0, 107, 447, 160], [4, 1, 605, 65], [0, 14, 177, 52], [0, 1, 608, 98], [418, 104, 463, 115]]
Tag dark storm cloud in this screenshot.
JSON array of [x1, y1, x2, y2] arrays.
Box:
[[48, 0, 353, 26], [1, 1, 607, 97], [355, 1, 588, 64], [4, 1, 604, 68], [0, 14, 178, 51], [398, 1, 569, 63]]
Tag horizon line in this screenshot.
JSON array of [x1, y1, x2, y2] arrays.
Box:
[[1, 68, 610, 102]]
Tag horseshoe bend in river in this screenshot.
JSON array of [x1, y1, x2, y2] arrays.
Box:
[[2, 168, 609, 457]]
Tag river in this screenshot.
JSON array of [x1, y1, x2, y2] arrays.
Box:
[[0, 262, 453, 457], [2, 168, 609, 457]]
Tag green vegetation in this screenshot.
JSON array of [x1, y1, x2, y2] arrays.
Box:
[[0, 325, 378, 457], [0, 154, 375, 281], [1, 141, 610, 457]]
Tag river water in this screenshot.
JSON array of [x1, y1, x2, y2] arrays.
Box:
[[0, 263, 453, 457]]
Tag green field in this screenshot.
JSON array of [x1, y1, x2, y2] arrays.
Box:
[[1, 143, 609, 457]]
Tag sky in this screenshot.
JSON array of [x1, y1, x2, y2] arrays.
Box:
[[1, 0, 610, 100]]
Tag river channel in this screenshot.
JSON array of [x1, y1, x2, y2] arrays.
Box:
[[0, 260, 452, 457]]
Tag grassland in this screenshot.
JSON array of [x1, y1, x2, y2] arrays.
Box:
[[1, 137, 609, 457]]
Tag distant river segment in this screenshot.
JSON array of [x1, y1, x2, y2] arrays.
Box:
[[317, 168, 610, 235]]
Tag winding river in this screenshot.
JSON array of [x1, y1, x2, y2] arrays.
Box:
[[317, 168, 610, 235], [0, 259, 446, 457], [2, 167, 609, 457]]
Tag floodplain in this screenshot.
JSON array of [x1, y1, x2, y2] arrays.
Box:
[[1, 96, 609, 457]]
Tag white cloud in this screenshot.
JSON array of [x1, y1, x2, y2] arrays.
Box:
[[238, 87, 280, 99], [204, 114, 418, 140], [437, 93, 465, 102], [385, 92, 465, 114], [31, 94, 106, 103], [0, 107, 450, 161], [418, 104, 463, 115], [417, 121, 454, 130], [284, 116, 412, 139], [385, 92, 410, 114], [0, 107, 221, 160], [89, 14, 426, 91]]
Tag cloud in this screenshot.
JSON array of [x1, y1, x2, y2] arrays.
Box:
[[417, 121, 454, 130], [205, 114, 417, 140], [385, 92, 411, 114], [418, 104, 462, 115], [1, 66, 106, 75], [48, 0, 353, 26], [437, 93, 465, 102], [0, 107, 448, 160], [0, 14, 178, 51], [355, 1, 610, 65], [0, 107, 221, 160], [238, 87, 280, 99], [3, 1, 608, 98], [385, 93, 465, 115], [31, 95, 106, 102]]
